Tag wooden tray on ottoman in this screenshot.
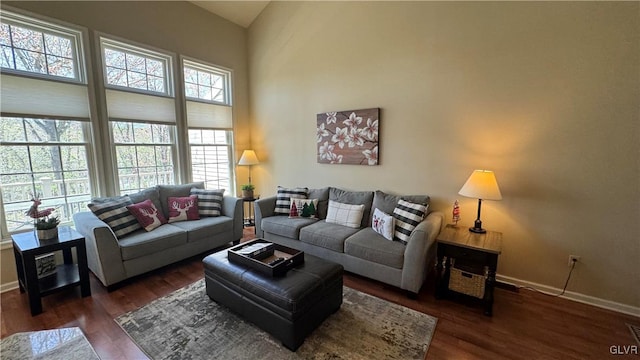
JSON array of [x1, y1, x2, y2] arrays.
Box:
[[228, 239, 304, 277]]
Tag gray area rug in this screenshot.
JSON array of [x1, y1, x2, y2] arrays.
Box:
[[116, 279, 437, 359]]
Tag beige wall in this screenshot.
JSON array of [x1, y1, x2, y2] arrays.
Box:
[[1, 1, 250, 286], [248, 2, 639, 308]]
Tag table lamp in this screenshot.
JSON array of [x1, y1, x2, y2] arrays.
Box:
[[238, 150, 259, 185], [458, 169, 502, 233]]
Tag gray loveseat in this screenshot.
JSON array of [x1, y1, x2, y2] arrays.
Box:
[[73, 182, 243, 288], [255, 187, 444, 295]]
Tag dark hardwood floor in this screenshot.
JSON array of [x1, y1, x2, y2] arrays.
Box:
[[2, 228, 638, 359]]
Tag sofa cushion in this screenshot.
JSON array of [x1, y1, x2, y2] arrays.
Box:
[[127, 199, 167, 231], [118, 224, 187, 261], [127, 187, 163, 215], [344, 228, 405, 269], [167, 195, 200, 223], [329, 188, 373, 227], [372, 208, 394, 241], [87, 197, 141, 238], [308, 187, 330, 219], [299, 221, 360, 252], [170, 216, 233, 242], [275, 186, 308, 215], [371, 190, 430, 219], [190, 188, 224, 217], [326, 200, 364, 229], [289, 198, 318, 218], [262, 216, 318, 239], [393, 199, 428, 244], [158, 182, 205, 218]]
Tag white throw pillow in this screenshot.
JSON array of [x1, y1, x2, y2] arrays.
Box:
[[326, 200, 365, 229], [372, 208, 395, 241]]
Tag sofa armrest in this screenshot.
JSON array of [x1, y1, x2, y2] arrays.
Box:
[[73, 211, 126, 287], [254, 196, 277, 237], [400, 211, 444, 293], [222, 196, 243, 241]]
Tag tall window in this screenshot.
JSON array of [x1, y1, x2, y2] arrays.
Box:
[[0, 118, 91, 232], [189, 129, 232, 191], [101, 37, 176, 193], [112, 122, 174, 193], [183, 59, 233, 192], [0, 11, 90, 234]]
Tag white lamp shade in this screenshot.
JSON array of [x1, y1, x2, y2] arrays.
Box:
[[238, 150, 259, 165], [458, 170, 502, 200]]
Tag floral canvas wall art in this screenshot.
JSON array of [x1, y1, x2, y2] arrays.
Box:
[[316, 108, 380, 165]]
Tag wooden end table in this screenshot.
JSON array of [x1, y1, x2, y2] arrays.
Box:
[[435, 224, 502, 316], [11, 226, 91, 316], [242, 196, 259, 227]]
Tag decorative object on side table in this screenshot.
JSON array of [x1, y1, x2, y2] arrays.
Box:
[[458, 169, 502, 233], [452, 200, 460, 226], [26, 193, 60, 240], [241, 184, 255, 199]]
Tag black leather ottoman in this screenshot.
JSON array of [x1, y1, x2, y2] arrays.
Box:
[[203, 248, 343, 351]]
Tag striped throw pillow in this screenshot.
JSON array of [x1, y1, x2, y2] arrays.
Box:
[[190, 188, 225, 217], [393, 199, 428, 244], [275, 186, 308, 215], [88, 197, 141, 238]]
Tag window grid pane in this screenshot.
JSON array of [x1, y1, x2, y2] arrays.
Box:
[[112, 122, 175, 193], [102, 41, 169, 95], [0, 117, 91, 232], [0, 17, 79, 80], [188, 129, 232, 191], [183, 62, 229, 105]]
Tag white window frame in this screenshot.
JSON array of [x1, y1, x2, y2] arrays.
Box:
[[100, 37, 173, 97], [188, 128, 234, 191], [0, 10, 86, 84], [0, 117, 93, 233], [183, 58, 232, 106], [109, 120, 177, 194]]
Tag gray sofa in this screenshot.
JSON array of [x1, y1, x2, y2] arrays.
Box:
[[255, 187, 444, 295], [73, 183, 243, 288]]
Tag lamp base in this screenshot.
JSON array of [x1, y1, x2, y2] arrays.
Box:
[[468, 218, 486, 233]]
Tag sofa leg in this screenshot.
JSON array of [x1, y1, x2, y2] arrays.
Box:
[[232, 240, 240, 245], [406, 290, 418, 300]]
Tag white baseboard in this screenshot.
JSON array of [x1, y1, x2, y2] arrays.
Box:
[[1, 280, 19, 293], [497, 274, 640, 317]]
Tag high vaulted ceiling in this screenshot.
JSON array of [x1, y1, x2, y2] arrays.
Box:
[[189, 1, 270, 28]]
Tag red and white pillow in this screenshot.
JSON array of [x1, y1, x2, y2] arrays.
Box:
[[372, 208, 395, 241], [167, 195, 200, 223], [127, 199, 167, 231]]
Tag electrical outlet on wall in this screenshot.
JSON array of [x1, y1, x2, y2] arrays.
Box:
[[568, 255, 580, 267]]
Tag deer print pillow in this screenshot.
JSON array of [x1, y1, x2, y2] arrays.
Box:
[[167, 196, 200, 223], [127, 199, 168, 231]]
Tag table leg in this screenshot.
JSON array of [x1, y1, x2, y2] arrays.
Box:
[[13, 247, 25, 293], [435, 255, 450, 299], [62, 247, 73, 264], [23, 253, 43, 316], [484, 267, 496, 316], [76, 242, 91, 297]]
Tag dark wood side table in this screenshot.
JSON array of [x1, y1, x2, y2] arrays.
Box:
[[11, 226, 91, 316], [435, 224, 502, 316], [242, 197, 259, 227]]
